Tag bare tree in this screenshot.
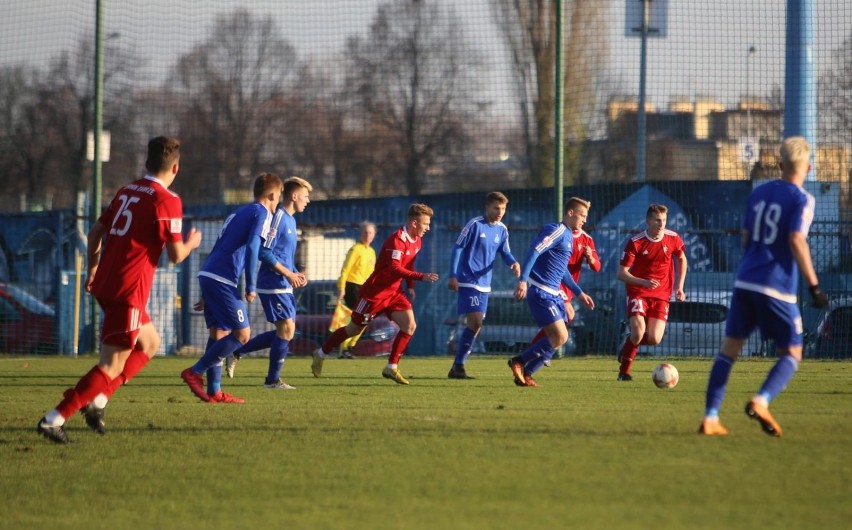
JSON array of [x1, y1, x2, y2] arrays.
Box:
[[0, 36, 140, 211], [168, 9, 299, 203], [344, 0, 482, 196], [491, 0, 609, 187]]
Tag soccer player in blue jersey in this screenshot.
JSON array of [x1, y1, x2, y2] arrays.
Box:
[[224, 177, 312, 389], [699, 136, 829, 436], [180, 173, 283, 403], [447, 191, 520, 379], [508, 198, 595, 386]]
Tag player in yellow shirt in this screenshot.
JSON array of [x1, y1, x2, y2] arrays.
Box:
[[332, 221, 377, 357]]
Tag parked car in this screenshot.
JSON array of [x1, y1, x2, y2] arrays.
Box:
[[808, 296, 852, 359], [617, 290, 770, 357], [445, 290, 580, 356], [288, 280, 399, 357], [0, 282, 57, 354]]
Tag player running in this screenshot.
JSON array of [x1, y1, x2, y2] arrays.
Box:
[[38, 136, 202, 443], [312, 203, 440, 384], [180, 173, 282, 403], [446, 191, 520, 379], [508, 198, 595, 387], [699, 136, 829, 436], [615, 204, 687, 381]]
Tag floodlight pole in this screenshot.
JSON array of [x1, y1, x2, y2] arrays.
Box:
[[555, 0, 565, 220], [89, 0, 105, 353], [635, 0, 650, 182], [784, 0, 816, 180]]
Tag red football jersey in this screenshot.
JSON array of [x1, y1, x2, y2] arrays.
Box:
[[359, 227, 424, 299], [90, 176, 184, 307], [560, 229, 601, 299], [619, 229, 685, 300], [567, 229, 601, 281]]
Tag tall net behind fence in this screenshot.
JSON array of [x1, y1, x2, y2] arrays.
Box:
[[0, 1, 850, 358]]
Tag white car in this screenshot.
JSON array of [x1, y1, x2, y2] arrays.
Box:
[[618, 290, 770, 357]]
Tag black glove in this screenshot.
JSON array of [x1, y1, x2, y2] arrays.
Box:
[[809, 285, 829, 308]]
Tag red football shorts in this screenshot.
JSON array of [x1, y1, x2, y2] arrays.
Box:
[[98, 300, 150, 348], [626, 295, 669, 322], [350, 289, 412, 326]]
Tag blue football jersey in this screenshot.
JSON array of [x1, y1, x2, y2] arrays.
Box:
[[198, 202, 272, 287], [451, 216, 515, 292], [258, 208, 298, 291], [734, 180, 815, 301], [522, 222, 574, 294]]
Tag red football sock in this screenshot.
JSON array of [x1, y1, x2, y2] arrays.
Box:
[[388, 331, 412, 365], [639, 333, 652, 346], [56, 366, 113, 419], [107, 348, 151, 397], [322, 327, 353, 354], [619, 339, 639, 375]]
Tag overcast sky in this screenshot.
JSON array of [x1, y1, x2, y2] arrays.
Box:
[[2, 0, 850, 116]]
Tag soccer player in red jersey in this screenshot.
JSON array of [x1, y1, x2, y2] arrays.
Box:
[[37, 136, 202, 444], [615, 204, 687, 381], [312, 204, 440, 384]]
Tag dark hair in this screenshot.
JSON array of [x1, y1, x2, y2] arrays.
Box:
[[145, 136, 180, 174], [253, 172, 284, 199]]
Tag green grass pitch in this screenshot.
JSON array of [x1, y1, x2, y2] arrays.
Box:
[[1, 355, 850, 530]]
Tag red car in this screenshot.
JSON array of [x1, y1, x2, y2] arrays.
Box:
[[0, 282, 57, 354], [289, 280, 399, 357]]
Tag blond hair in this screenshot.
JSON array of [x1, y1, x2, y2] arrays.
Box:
[[780, 136, 811, 167], [284, 176, 313, 195], [565, 197, 590, 211]]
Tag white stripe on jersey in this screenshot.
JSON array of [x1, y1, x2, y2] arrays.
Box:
[[197, 270, 238, 288], [733, 280, 798, 304], [264, 209, 285, 249], [456, 282, 492, 293], [455, 216, 483, 245], [256, 287, 294, 294], [534, 224, 566, 253]]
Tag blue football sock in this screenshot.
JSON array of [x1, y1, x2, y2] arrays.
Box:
[[454, 327, 477, 365], [235, 330, 276, 357], [207, 362, 222, 395], [704, 354, 735, 417], [525, 346, 556, 375], [519, 337, 553, 365], [193, 334, 242, 391], [266, 336, 290, 384], [757, 355, 799, 403]]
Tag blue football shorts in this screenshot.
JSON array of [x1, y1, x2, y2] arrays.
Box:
[[457, 286, 489, 316], [199, 275, 250, 332], [526, 284, 568, 328], [258, 291, 296, 323], [725, 288, 803, 348]]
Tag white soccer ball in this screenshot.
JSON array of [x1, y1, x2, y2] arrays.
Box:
[[652, 363, 679, 389]]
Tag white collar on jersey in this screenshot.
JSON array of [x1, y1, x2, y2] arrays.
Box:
[[644, 229, 665, 242], [143, 174, 166, 187], [401, 227, 417, 243]]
